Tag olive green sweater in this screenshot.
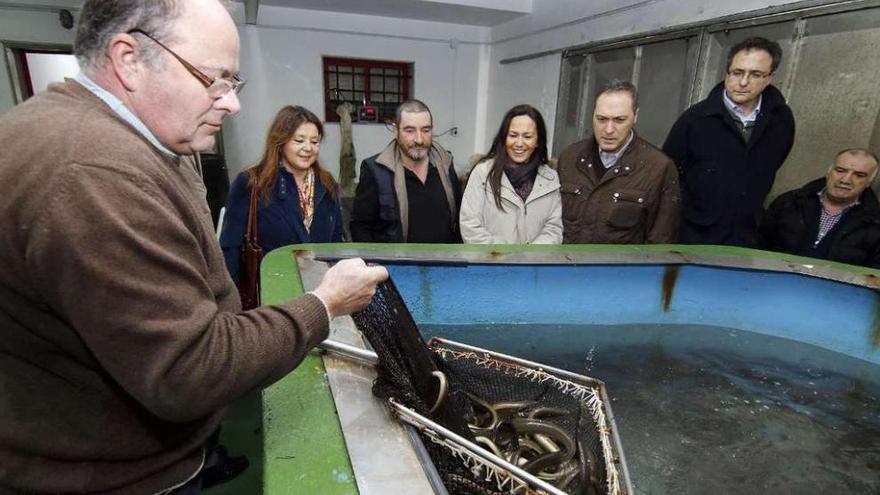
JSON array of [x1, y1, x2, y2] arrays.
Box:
[[0, 80, 328, 494]]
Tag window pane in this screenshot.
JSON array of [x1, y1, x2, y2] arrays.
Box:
[[582, 47, 635, 133], [636, 37, 699, 147], [379, 102, 396, 122], [323, 59, 413, 123], [773, 9, 880, 199], [384, 76, 399, 92], [553, 55, 587, 153], [700, 21, 795, 99], [338, 73, 352, 90]]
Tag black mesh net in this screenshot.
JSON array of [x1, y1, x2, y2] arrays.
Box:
[[352, 280, 624, 495], [350, 279, 476, 440]]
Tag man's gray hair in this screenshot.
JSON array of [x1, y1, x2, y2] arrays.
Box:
[[74, 0, 181, 73], [830, 148, 880, 181], [595, 79, 639, 111], [394, 99, 432, 126]]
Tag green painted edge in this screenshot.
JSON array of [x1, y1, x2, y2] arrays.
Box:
[[261, 248, 358, 495], [275, 242, 880, 276], [260, 242, 880, 494]]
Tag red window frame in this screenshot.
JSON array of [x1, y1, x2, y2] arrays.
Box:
[[322, 56, 413, 124]]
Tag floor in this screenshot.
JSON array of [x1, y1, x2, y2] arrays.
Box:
[[205, 391, 263, 494]]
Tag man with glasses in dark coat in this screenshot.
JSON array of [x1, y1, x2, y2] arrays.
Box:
[[663, 37, 795, 247]]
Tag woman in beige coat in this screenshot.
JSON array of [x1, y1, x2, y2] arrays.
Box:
[[460, 105, 562, 244]]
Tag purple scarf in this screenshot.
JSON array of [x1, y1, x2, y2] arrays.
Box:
[[503, 154, 541, 201]]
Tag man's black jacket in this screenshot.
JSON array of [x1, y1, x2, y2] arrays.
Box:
[[663, 82, 795, 247], [759, 177, 880, 268]]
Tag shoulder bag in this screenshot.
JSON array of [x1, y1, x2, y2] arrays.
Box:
[[238, 185, 263, 310]]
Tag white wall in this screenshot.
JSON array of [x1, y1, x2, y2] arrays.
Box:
[[26, 52, 79, 93], [0, 7, 77, 113], [484, 53, 560, 155], [0, 3, 491, 182], [222, 5, 491, 180], [0, 0, 824, 171], [486, 0, 812, 155]]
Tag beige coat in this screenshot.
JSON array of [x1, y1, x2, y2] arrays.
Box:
[[460, 159, 563, 244]]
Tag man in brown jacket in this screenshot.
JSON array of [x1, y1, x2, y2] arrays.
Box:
[[0, 1, 386, 494], [557, 80, 680, 243]]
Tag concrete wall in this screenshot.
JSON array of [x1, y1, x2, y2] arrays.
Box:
[[223, 5, 491, 180], [0, 7, 76, 113], [0, 0, 850, 177], [0, 3, 491, 182], [486, 0, 811, 155]]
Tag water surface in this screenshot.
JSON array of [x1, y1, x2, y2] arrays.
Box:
[[421, 324, 880, 495]]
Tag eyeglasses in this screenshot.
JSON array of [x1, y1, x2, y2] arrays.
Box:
[[127, 29, 246, 97], [727, 68, 772, 82]]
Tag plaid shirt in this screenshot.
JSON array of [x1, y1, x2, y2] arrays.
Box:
[[815, 189, 859, 246]]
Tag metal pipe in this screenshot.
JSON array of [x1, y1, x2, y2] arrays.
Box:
[[317, 339, 378, 365], [404, 424, 450, 495], [430, 337, 605, 386], [389, 399, 569, 495], [317, 340, 572, 493], [600, 387, 635, 495]]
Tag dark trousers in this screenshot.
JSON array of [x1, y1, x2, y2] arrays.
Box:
[[167, 429, 222, 495]]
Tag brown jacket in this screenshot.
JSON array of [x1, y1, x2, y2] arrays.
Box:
[[557, 134, 680, 244], [0, 80, 328, 494]]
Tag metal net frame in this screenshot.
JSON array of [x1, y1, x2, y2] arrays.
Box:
[[427, 339, 626, 495], [350, 279, 631, 495], [391, 398, 549, 495]]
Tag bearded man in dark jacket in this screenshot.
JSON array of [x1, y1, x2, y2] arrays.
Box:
[[350, 99, 462, 243], [760, 148, 880, 268], [663, 37, 795, 247]]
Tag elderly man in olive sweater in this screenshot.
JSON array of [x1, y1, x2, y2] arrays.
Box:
[[0, 1, 386, 494]]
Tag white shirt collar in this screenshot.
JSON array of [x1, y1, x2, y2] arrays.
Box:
[[75, 72, 177, 157], [599, 130, 634, 169], [723, 90, 762, 125]]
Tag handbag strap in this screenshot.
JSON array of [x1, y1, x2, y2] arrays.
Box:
[[245, 183, 259, 243]]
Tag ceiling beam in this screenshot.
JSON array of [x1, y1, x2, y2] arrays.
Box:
[[0, 2, 78, 13], [244, 0, 259, 25]]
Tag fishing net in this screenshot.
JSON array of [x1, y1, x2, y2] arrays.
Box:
[[351, 280, 629, 495]]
